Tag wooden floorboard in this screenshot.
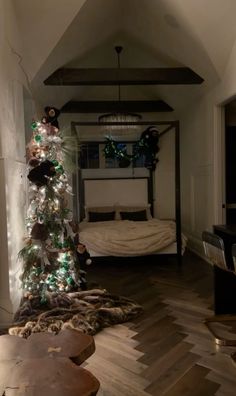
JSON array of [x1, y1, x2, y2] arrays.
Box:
[[85, 251, 236, 395]]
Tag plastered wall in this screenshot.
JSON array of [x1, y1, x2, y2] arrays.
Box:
[[180, 35, 236, 257], [0, 0, 29, 323], [154, 130, 175, 219]]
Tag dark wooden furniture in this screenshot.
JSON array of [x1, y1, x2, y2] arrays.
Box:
[[213, 225, 236, 315], [0, 329, 100, 395], [202, 230, 236, 346]]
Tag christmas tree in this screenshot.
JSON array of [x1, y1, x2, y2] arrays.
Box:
[[10, 106, 142, 338], [18, 107, 89, 304]]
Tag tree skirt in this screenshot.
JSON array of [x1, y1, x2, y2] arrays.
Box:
[[9, 289, 142, 338]]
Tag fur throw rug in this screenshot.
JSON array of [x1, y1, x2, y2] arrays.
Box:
[[9, 289, 142, 338]]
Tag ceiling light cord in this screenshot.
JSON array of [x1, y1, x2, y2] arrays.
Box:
[[98, 46, 142, 131], [115, 46, 123, 102]]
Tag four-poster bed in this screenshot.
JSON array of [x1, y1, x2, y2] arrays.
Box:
[[71, 120, 183, 264]]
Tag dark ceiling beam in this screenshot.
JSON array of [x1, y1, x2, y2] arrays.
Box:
[[61, 100, 173, 113], [44, 67, 204, 86]]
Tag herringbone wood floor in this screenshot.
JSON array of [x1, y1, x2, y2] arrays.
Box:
[[84, 251, 236, 396]]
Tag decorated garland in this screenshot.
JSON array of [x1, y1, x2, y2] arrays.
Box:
[[103, 126, 160, 170]]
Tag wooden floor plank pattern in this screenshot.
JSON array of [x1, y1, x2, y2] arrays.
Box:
[[85, 251, 236, 395], [162, 365, 219, 396]]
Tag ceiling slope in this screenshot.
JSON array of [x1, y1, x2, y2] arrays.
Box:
[[13, 0, 87, 79], [13, 0, 236, 113]]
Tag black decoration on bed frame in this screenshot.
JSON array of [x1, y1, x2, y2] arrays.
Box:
[[71, 120, 182, 264]]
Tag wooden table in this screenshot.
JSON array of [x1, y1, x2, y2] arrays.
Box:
[[0, 329, 100, 395]]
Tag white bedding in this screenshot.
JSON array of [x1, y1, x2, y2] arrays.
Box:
[[79, 219, 184, 257]]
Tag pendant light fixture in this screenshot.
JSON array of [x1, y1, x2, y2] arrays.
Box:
[[98, 46, 142, 132]]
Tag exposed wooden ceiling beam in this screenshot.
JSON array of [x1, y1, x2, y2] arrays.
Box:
[[61, 100, 173, 113], [45, 67, 204, 86]]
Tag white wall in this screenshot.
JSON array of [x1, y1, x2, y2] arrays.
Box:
[[0, 0, 33, 324], [180, 96, 215, 255], [14, 0, 87, 81], [180, 35, 236, 257], [154, 130, 175, 219]]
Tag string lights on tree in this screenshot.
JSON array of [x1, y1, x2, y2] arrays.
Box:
[[18, 107, 90, 304]]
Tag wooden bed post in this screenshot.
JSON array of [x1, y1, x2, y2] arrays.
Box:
[[175, 121, 182, 266], [71, 122, 80, 221], [149, 169, 154, 217]]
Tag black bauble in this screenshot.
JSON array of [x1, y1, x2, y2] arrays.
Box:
[[119, 157, 131, 168], [27, 160, 56, 186]]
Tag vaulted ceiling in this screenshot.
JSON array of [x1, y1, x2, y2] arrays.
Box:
[[14, 0, 236, 115]]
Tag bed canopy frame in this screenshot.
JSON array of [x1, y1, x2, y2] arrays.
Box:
[[71, 120, 181, 264]]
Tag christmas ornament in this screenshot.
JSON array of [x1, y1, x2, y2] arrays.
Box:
[[27, 160, 56, 186], [42, 106, 61, 129], [31, 121, 38, 131], [139, 126, 160, 170], [118, 157, 131, 168], [31, 223, 48, 241], [28, 157, 40, 168]]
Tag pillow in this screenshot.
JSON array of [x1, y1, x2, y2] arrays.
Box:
[[88, 211, 116, 222], [117, 204, 152, 220], [84, 206, 116, 221], [120, 210, 147, 221]]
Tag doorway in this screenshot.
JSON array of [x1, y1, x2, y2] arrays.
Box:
[[225, 100, 236, 224]]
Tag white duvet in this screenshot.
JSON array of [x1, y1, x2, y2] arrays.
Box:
[[79, 219, 183, 256]]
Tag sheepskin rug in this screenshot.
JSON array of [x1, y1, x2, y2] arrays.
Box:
[[9, 289, 142, 338]]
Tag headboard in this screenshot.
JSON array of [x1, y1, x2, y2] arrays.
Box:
[[80, 177, 152, 220]]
